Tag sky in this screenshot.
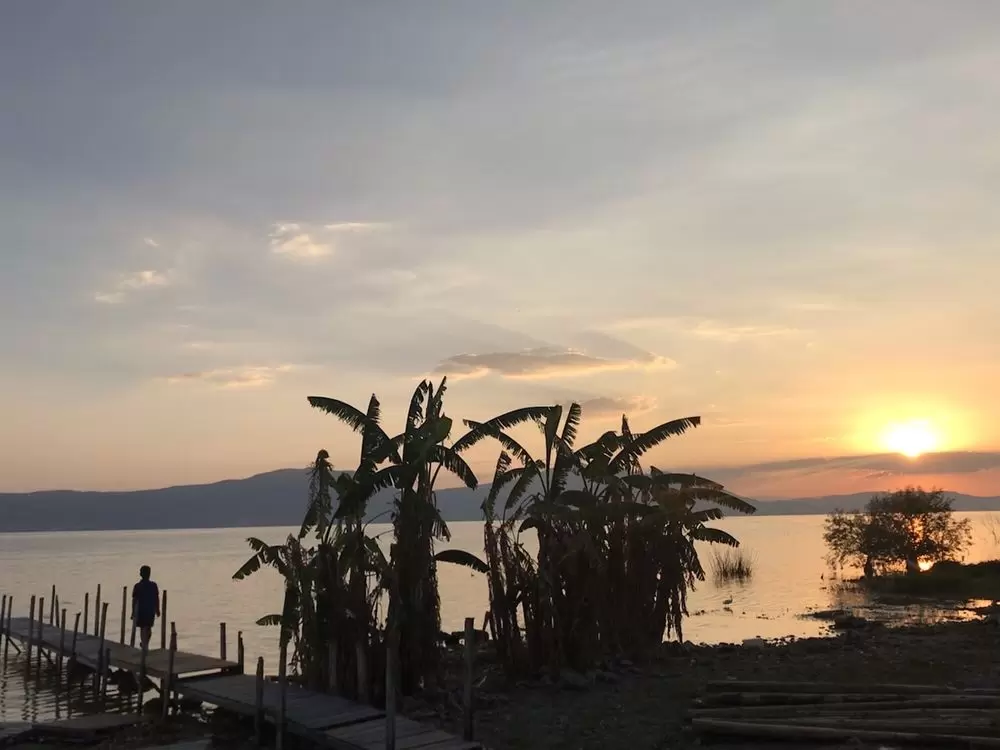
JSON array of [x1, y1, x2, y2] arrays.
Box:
[[2, 1, 1000, 498]]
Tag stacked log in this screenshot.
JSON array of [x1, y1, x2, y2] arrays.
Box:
[[689, 681, 1000, 746]]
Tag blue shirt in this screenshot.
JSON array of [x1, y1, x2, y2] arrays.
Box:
[[132, 579, 159, 620]]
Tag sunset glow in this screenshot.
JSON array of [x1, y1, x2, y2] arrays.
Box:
[[882, 420, 939, 458]]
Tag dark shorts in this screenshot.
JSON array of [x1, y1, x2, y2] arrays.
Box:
[[136, 615, 155, 629]]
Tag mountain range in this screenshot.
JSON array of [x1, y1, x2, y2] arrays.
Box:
[[1, 468, 998, 533]]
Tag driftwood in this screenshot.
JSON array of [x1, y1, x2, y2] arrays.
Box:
[[691, 681, 1000, 746], [693, 718, 1000, 747], [705, 679, 1000, 696]]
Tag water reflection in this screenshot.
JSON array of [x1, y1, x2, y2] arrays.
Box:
[[0, 648, 147, 723]]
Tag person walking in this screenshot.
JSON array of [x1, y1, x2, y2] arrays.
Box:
[[131, 565, 160, 650]]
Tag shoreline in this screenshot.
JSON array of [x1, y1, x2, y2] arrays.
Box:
[[424, 617, 1000, 749]]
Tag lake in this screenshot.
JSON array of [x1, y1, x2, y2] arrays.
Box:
[[1, 512, 997, 721]]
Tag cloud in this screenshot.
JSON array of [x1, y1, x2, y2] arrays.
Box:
[[434, 346, 674, 380], [143, 237, 160, 248], [324, 222, 388, 232], [606, 316, 801, 343], [163, 364, 294, 389], [576, 395, 657, 420], [94, 269, 171, 304], [703, 451, 1000, 486], [268, 220, 388, 260], [268, 223, 332, 259]]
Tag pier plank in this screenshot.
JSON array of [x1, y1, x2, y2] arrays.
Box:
[[3, 610, 478, 749]]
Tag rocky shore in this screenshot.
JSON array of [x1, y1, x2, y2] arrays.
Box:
[[422, 616, 1000, 749]]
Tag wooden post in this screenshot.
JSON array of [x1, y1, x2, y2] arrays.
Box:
[[356, 641, 369, 703], [71, 612, 80, 664], [385, 627, 397, 750], [94, 584, 101, 636], [3, 597, 12, 660], [237, 631, 245, 673], [26, 595, 35, 670], [120, 586, 127, 644], [49, 585, 56, 625], [277, 638, 288, 750], [1, 595, 7, 645], [36, 596, 45, 672], [58, 609, 67, 679], [163, 626, 177, 720], [160, 590, 168, 650], [463, 616, 475, 741], [254, 657, 264, 746], [83, 592, 89, 636], [102, 647, 111, 699], [219, 622, 227, 661], [96, 602, 108, 691]]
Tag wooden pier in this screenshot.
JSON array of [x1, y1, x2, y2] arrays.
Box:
[[0, 591, 481, 750]]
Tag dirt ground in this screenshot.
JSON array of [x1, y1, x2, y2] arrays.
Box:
[[439, 618, 1000, 750]]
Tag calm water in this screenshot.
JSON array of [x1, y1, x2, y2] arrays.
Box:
[[1, 513, 996, 721]]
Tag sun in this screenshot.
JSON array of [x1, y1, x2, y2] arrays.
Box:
[[881, 420, 938, 458]]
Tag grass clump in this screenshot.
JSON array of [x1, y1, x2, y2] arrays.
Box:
[[711, 547, 755, 584]]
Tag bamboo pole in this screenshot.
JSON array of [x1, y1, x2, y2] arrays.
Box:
[[691, 717, 1000, 747], [160, 590, 168, 650], [83, 592, 89, 636], [703, 680, 994, 696], [463, 616, 475, 741], [120, 586, 127, 644], [277, 638, 288, 750], [237, 631, 245, 673], [93, 584, 101, 636], [219, 622, 227, 661], [254, 657, 264, 746], [163, 626, 177, 720]]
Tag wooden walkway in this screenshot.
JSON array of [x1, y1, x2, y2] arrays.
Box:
[[2, 610, 481, 750], [5, 617, 235, 678]]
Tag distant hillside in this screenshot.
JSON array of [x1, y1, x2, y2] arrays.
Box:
[[1, 469, 997, 533]]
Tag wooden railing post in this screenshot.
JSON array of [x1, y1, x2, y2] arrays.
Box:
[[120, 586, 128, 644], [49, 585, 56, 626], [71, 612, 80, 661], [83, 592, 89, 636], [160, 590, 168, 650], [58, 609, 67, 680], [219, 622, 227, 661], [237, 631, 245, 673], [277, 638, 288, 750], [1, 595, 7, 646], [93, 584, 101, 636], [463, 616, 475, 741], [254, 657, 264, 746], [3, 597, 12, 661], [36, 596, 45, 672], [26, 595, 35, 672], [163, 626, 177, 720]]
